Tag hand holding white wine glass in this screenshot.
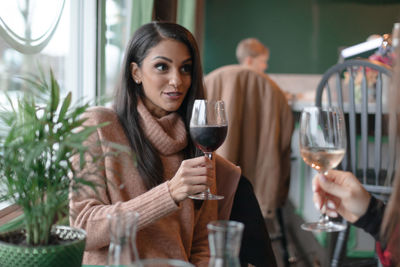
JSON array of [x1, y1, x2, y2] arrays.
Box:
[[299, 106, 347, 232], [189, 99, 228, 200]]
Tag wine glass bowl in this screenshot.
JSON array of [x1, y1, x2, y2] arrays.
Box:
[[189, 100, 228, 200], [189, 125, 228, 154], [299, 106, 347, 232], [300, 147, 346, 175]]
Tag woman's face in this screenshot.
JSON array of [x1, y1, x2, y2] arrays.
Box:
[[131, 39, 192, 118]]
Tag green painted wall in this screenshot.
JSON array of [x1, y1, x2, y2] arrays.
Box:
[[203, 0, 400, 74]]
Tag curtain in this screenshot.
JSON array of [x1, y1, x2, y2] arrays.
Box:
[[177, 0, 196, 34], [127, 0, 155, 39], [176, 0, 204, 56]]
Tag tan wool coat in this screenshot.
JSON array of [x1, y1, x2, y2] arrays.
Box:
[[205, 65, 294, 218]]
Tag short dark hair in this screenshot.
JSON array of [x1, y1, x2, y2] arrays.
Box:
[[113, 21, 204, 189]]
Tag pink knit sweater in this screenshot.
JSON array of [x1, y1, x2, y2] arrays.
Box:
[[69, 102, 240, 266]]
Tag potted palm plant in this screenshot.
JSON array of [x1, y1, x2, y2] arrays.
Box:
[[0, 69, 110, 267]]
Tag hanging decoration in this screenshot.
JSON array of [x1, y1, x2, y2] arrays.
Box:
[[0, 0, 65, 55]]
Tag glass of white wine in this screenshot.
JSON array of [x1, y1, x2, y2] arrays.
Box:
[[299, 106, 347, 232]]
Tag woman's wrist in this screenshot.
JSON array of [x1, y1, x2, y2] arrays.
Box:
[[353, 196, 386, 240], [167, 180, 178, 204]]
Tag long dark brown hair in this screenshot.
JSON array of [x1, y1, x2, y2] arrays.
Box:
[[113, 21, 204, 189]]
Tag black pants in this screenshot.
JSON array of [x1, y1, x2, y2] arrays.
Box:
[[229, 176, 278, 267]]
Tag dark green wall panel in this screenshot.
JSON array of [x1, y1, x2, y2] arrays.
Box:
[[203, 0, 400, 74]]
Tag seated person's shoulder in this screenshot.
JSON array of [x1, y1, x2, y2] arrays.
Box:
[[82, 106, 119, 125]]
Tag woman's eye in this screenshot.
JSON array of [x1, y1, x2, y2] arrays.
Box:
[[181, 64, 192, 74], [155, 63, 168, 71]]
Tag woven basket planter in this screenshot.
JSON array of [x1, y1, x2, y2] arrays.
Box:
[[0, 225, 86, 267]]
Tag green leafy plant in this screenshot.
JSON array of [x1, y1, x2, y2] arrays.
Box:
[[0, 69, 108, 246]]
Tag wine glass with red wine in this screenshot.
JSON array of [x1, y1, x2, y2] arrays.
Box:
[[189, 99, 228, 200], [299, 106, 347, 232]]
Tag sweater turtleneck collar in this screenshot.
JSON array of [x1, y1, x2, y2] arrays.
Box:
[[137, 99, 188, 156]]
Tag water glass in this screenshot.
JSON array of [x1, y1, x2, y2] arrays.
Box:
[[207, 220, 244, 267], [107, 211, 140, 267]]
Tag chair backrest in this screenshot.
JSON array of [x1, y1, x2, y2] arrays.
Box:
[[315, 59, 393, 200]]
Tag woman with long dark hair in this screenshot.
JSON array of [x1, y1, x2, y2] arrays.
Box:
[[69, 21, 241, 266]]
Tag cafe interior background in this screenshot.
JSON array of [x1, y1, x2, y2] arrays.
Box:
[[0, 0, 399, 266]]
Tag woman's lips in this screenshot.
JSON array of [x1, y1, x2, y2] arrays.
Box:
[[164, 92, 182, 100]]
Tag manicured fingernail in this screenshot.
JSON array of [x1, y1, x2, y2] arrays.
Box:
[[327, 200, 336, 209], [320, 174, 327, 183], [312, 184, 316, 192], [314, 202, 321, 211]]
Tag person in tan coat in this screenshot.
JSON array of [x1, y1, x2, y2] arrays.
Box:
[[204, 65, 294, 219]]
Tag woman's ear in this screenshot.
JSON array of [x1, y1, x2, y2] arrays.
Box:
[[131, 62, 142, 84]]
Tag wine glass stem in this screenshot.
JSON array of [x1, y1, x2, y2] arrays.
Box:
[[204, 152, 213, 160], [319, 213, 330, 224], [319, 171, 330, 224], [204, 152, 213, 197]]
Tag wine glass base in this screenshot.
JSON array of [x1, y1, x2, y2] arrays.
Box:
[[189, 192, 224, 200], [301, 221, 347, 232]]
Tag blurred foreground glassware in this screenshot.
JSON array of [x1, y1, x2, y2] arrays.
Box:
[[130, 258, 195, 267], [107, 211, 140, 267], [207, 220, 244, 267]]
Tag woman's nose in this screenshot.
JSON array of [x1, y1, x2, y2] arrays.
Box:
[[169, 69, 182, 88]]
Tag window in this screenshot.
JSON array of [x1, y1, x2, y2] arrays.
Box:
[[0, 0, 97, 106], [0, 0, 70, 102], [100, 0, 130, 104], [0, 0, 97, 210]]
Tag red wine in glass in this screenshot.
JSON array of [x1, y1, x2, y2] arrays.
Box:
[[189, 100, 228, 200], [190, 125, 228, 153]]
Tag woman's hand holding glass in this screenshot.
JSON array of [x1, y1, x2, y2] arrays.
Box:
[[312, 170, 371, 223], [167, 156, 214, 203]]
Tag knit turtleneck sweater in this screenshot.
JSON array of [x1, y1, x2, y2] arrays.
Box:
[[69, 102, 220, 266]]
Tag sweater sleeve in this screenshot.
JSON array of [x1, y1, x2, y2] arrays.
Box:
[[69, 111, 179, 251], [353, 196, 399, 266], [353, 196, 385, 240]]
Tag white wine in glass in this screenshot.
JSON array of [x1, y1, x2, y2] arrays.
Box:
[[299, 106, 347, 232]]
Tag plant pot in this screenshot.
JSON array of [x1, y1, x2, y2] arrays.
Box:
[[0, 225, 86, 267]]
